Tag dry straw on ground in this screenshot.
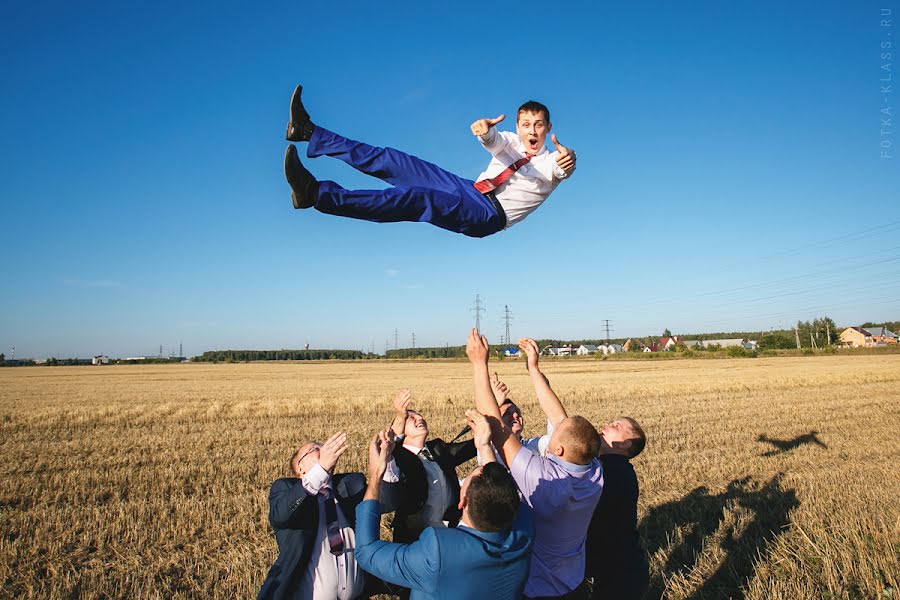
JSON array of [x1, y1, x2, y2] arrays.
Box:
[[1, 355, 898, 599]]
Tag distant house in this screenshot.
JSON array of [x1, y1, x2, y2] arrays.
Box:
[[92, 355, 109, 365], [742, 340, 759, 350], [684, 340, 702, 349], [702, 338, 745, 349], [866, 326, 898, 345], [605, 344, 624, 354], [577, 344, 599, 355], [642, 346, 653, 353], [841, 326, 898, 347], [502, 347, 521, 357]]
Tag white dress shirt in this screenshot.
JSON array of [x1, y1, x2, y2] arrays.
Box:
[[476, 129, 569, 228], [296, 464, 365, 600]]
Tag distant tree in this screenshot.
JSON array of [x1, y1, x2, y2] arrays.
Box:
[[758, 332, 795, 350], [663, 328, 672, 337], [0, 353, 4, 362]]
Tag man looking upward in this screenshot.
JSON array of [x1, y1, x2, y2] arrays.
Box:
[[284, 85, 576, 238], [466, 331, 603, 600], [585, 417, 649, 600], [382, 390, 476, 544]]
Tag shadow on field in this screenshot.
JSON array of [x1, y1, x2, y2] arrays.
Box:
[[639, 474, 799, 599], [756, 431, 827, 456]]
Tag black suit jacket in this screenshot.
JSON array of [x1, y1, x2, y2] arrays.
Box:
[[390, 438, 476, 543], [257, 473, 366, 600]]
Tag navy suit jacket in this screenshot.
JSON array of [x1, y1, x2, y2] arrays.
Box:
[[355, 499, 534, 600], [257, 473, 366, 600]]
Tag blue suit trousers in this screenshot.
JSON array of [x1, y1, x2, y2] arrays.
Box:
[[307, 127, 504, 238]]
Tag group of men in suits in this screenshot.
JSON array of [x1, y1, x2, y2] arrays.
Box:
[[257, 330, 648, 600]]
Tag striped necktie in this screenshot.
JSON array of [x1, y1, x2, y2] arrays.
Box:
[[320, 486, 345, 555], [473, 156, 531, 194]]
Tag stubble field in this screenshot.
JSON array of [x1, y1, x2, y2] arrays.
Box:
[[1, 355, 898, 599]]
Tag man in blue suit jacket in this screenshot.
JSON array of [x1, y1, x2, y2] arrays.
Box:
[[356, 422, 533, 600]]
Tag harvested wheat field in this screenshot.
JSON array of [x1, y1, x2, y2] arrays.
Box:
[[1, 355, 898, 599]]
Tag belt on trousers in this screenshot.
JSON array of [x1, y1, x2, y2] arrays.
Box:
[[482, 191, 507, 230]]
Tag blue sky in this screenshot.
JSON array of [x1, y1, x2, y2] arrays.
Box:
[[1, 1, 897, 358]]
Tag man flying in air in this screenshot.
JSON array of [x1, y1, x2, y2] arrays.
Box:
[[284, 85, 576, 238]]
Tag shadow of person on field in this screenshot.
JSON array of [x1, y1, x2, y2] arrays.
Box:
[[756, 431, 827, 457], [639, 474, 799, 600]]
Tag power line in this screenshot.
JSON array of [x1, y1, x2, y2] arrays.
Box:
[[503, 305, 514, 345], [471, 294, 485, 333]]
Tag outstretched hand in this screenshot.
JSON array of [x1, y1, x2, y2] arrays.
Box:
[[552, 134, 576, 176], [319, 431, 348, 473], [465, 409, 493, 448], [471, 114, 506, 137], [367, 428, 396, 481], [466, 328, 490, 365], [518, 338, 541, 372], [490, 372, 510, 405], [393, 389, 412, 420]]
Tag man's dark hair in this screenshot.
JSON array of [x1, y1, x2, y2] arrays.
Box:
[[561, 416, 602, 464], [465, 463, 522, 532], [517, 100, 550, 124], [621, 416, 647, 458]]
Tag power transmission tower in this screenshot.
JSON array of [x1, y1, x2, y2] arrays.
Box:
[[385, 340, 389, 355], [370, 340, 375, 354], [502, 305, 514, 346], [411, 332, 416, 349], [794, 325, 801, 349], [471, 294, 485, 333], [602, 319, 613, 344], [179, 342, 183, 358], [394, 328, 399, 349]]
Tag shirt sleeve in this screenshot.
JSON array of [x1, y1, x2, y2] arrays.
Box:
[[301, 463, 329, 494], [510, 446, 556, 510], [382, 457, 401, 483], [477, 128, 515, 157]]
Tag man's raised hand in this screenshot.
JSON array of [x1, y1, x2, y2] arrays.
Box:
[[471, 114, 506, 137], [517, 338, 541, 372], [466, 328, 490, 365], [465, 409, 493, 449], [490, 372, 510, 405], [551, 134, 576, 176], [393, 389, 412, 420], [318, 431, 348, 473]]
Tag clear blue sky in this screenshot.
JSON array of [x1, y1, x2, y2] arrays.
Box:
[[1, 1, 897, 358]]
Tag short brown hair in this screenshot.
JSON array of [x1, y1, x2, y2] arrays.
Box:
[[517, 100, 550, 125], [560, 416, 602, 464], [465, 463, 522, 532], [620, 416, 646, 458]]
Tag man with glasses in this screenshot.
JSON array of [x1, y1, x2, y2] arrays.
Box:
[[258, 432, 397, 599]]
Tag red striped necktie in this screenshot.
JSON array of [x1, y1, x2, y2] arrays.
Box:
[[473, 156, 531, 194]]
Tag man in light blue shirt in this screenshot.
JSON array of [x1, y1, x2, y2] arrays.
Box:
[[467, 330, 604, 600]]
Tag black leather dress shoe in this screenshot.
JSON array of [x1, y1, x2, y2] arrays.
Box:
[[284, 145, 319, 209], [285, 84, 316, 142]]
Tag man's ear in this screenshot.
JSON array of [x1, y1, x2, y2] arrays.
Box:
[[457, 494, 468, 511]]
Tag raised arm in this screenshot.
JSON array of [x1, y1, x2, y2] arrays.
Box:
[[390, 389, 412, 437], [471, 114, 515, 157], [518, 338, 568, 428], [466, 328, 522, 466]]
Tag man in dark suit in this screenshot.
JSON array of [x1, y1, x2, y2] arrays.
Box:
[[257, 431, 394, 600], [585, 417, 649, 600], [357, 424, 533, 600], [384, 390, 477, 544]]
